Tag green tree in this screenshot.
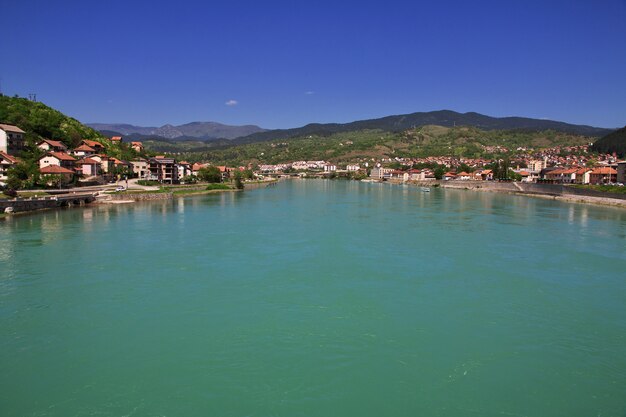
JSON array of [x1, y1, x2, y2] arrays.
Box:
[[41, 174, 64, 189], [197, 166, 222, 183], [508, 170, 522, 181], [7, 161, 40, 190], [434, 166, 445, 180], [457, 163, 473, 173], [181, 175, 197, 184], [233, 171, 244, 189]]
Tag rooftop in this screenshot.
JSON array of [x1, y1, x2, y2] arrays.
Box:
[[0, 123, 25, 133], [40, 165, 75, 174]]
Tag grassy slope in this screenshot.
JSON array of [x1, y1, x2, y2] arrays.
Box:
[[165, 126, 592, 165], [0, 96, 109, 149], [590, 126, 626, 158]]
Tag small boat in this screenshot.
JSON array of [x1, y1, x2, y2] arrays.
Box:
[[421, 187, 431, 192]]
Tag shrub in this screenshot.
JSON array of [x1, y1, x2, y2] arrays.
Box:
[[206, 183, 231, 190], [137, 180, 160, 186]]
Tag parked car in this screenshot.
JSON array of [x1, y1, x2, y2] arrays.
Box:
[[115, 186, 126, 192]]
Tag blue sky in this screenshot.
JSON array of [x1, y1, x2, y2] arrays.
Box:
[[1, 0, 625, 129]]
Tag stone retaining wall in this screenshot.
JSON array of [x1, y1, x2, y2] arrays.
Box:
[[0, 198, 59, 213], [439, 180, 626, 203], [519, 183, 626, 200]]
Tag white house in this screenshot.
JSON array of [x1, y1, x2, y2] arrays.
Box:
[[131, 159, 150, 179], [37, 139, 68, 153], [39, 152, 76, 170], [72, 144, 96, 157], [0, 124, 26, 155], [178, 161, 192, 179], [0, 151, 19, 185]]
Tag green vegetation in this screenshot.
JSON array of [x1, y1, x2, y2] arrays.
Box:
[[590, 126, 626, 157], [233, 171, 244, 189], [205, 183, 231, 190], [0, 96, 106, 149], [156, 126, 592, 166], [196, 166, 222, 183], [488, 159, 521, 181], [181, 175, 197, 184], [137, 180, 160, 186], [571, 184, 626, 194], [0, 96, 152, 190]]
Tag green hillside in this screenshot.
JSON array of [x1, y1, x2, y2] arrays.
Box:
[[167, 125, 592, 165], [0, 95, 107, 148], [0, 96, 144, 191], [590, 126, 626, 157], [232, 110, 611, 144]]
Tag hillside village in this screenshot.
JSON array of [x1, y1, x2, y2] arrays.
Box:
[[1, 121, 626, 190]]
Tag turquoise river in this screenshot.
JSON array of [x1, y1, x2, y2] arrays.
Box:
[[1, 180, 626, 416]]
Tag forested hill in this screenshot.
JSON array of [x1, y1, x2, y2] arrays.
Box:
[[0, 96, 106, 148], [233, 110, 612, 144], [591, 126, 626, 157]]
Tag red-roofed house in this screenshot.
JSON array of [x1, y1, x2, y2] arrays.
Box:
[[574, 168, 592, 185], [192, 162, 208, 175], [39, 165, 75, 184], [76, 158, 102, 176], [473, 169, 493, 181], [131, 141, 143, 152], [111, 136, 123, 143], [0, 123, 26, 155], [590, 167, 617, 185], [72, 144, 96, 157], [80, 140, 105, 152], [39, 152, 76, 170], [409, 169, 425, 181], [217, 166, 233, 180], [37, 139, 68, 153], [110, 157, 133, 176], [0, 151, 20, 185], [178, 161, 191, 179], [90, 154, 113, 173]]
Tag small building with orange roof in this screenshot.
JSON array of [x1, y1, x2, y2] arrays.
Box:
[[0, 151, 20, 185], [590, 167, 617, 184], [37, 139, 68, 153]]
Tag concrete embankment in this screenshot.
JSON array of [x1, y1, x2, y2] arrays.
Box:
[[1, 193, 96, 214], [438, 180, 626, 208]]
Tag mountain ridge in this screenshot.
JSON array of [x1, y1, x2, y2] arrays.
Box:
[[90, 110, 613, 144], [87, 121, 266, 140], [232, 110, 613, 144]]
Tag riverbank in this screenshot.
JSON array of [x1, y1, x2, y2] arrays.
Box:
[[95, 179, 278, 204], [1, 179, 279, 216], [435, 180, 626, 208]]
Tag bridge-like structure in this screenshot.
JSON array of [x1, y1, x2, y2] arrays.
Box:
[[1, 192, 97, 214]]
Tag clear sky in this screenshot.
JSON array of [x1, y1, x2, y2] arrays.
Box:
[[1, 0, 625, 129]]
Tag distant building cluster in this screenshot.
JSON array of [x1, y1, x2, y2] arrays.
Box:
[[1, 123, 625, 188]]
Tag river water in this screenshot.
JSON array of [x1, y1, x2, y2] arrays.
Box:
[[1, 180, 625, 416]]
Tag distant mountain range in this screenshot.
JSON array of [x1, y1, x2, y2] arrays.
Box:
[[87, 121, 266, 140], [89, 110, 614, 144]]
